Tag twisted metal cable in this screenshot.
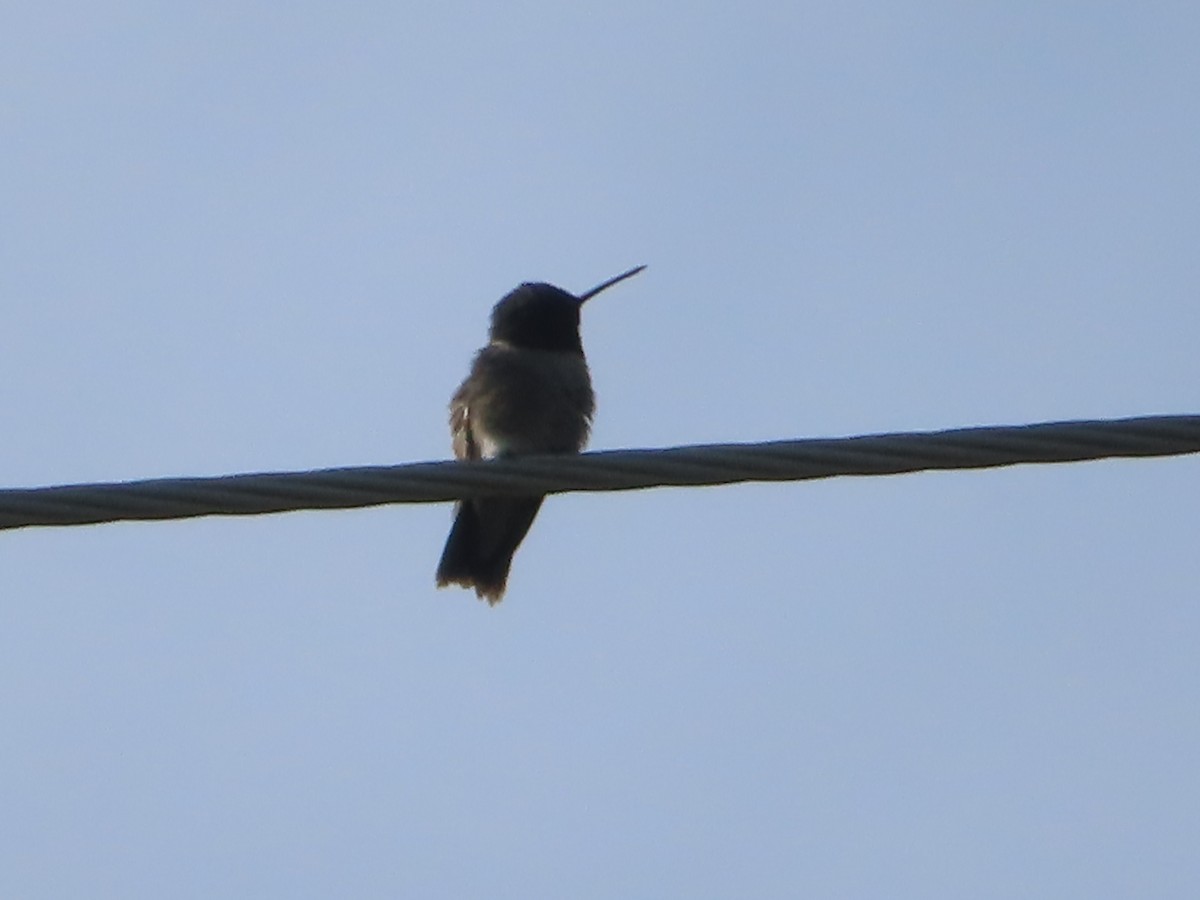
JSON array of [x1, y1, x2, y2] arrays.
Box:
[[1, 414, 1197, 531]]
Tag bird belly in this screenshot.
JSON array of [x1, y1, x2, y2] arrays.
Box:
[[465, 348, 595, 457]]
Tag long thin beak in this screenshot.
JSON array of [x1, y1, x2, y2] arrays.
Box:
[[578, 264, 647, 304]]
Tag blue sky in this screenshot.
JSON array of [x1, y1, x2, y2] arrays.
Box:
[[2, 3, 1199, 897]]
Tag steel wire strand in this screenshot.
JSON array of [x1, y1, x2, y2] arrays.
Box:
[[1, 414, 1197, 531]]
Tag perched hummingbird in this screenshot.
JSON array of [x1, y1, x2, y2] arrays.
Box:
[[435, 264, 646, 604]]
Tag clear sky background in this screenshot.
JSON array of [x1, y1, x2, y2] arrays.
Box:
[[2, 3, 1198, 897]]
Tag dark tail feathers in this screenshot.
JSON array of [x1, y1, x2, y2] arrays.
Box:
[[435, 496, 545, 604]]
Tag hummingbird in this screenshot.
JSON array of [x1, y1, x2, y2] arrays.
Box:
[[435, 264, 646, 604]]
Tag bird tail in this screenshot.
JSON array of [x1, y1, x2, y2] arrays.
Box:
[[435, 496, 545, 604]]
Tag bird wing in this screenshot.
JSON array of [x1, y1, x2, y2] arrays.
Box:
[[449, 392, 478, 461]]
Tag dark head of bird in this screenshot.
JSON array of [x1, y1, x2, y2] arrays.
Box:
[[488, 264, 646, 354]]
